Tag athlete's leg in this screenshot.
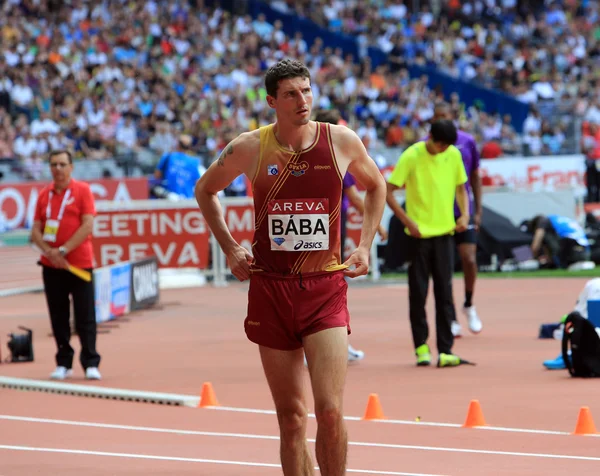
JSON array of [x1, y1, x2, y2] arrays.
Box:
[[458, 237, 482, 333], [303, 327, 349, 476], [458, 242, 477, 308], [259, 345, 314, 476]]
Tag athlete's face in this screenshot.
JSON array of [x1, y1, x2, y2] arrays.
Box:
[[268, 77, 313, 126]]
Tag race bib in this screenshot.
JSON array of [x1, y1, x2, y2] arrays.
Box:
[[269, 198, 329, 251], [43, 219, 59, 243]]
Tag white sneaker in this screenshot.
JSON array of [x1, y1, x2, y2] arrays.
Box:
[[451, 321, 463, 337], [85, 367, 102, 380], [50, 366, 73, 380], [464, 306, 483, 334], [348, 344, 365, 362]]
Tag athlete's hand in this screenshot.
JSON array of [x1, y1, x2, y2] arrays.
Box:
[[474, 212, 482, 232], [406, 220, 421, 238], [343, 246, 370, 278], [455, 215, 470, 233], [227, 245, 253, 281]]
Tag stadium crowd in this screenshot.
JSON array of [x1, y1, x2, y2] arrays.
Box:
[[0, 0, 598, 183]]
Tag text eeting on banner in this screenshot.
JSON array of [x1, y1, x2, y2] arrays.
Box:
[[130, 257, 159, 311], [92, 207, 211, 268]]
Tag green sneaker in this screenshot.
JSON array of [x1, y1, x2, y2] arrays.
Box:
[[415, 344, 431, 366], [437, 353, 461, 368]]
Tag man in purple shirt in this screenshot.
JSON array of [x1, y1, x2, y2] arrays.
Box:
[[428, 103, 483, 337], [312, 109, 388, 362]]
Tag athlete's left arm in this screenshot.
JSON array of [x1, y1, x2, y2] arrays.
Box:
[[334, 126, 387, 277], [455, 149, 470, 232], [469, 138, 483, 229]]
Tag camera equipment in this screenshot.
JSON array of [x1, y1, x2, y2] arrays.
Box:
[[6, 326, 34, 363]]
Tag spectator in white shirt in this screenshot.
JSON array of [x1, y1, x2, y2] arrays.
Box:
[[116, 116, 138, 151], [13, 129, 38, 159], [30, 112, 60, 137], [10, 77, 34, 116]]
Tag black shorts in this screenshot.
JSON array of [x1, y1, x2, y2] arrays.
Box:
[[454, 216, 477, 245]]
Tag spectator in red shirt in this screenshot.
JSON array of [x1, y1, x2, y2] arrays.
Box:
[[481, 141, 503, 159], [30, 150, 102, 381]]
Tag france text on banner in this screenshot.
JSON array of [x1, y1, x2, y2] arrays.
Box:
[[92, 207, 210, 269], [0, 177, 149, 231], [478, 155, 586, 190]]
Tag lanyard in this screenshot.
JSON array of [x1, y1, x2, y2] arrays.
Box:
[[46, 189, 72, 221]]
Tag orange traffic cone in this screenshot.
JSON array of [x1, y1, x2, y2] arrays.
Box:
[[199, 382, 219, 408], [362, 393, 386, 420], [573, 406, 598, 435], [462, 399, 486, 428]]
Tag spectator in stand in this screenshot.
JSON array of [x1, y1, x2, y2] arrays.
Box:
[[152, 134, 206, 200]]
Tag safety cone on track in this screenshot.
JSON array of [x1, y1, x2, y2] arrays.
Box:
[[572, 406, 598, 435], [362, 393, 386, 420], [462, 399, 486, 428], [199, 382, 219, 408]]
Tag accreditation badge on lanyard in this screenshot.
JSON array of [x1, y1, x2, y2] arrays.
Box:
[[43, 189, 72, 243]]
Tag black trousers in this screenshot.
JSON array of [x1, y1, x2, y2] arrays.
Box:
[[42, 265, 101, 370], [407, 234, 456, 355]]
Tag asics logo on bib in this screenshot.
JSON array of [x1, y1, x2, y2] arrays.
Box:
[[294, 240, 324, 250], [268, 198, 330, 252]]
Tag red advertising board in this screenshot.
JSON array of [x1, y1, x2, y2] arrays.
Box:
[[0, 177, 149, 230], [344, 206, 363, 258], [92, 207, 210, 269], [225, 202, 255, 254]]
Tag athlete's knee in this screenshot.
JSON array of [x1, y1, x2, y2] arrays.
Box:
[[463, 254, 477, 268], [314, 401, 344, 431], [460, 247, 477, 268], [277, 402, 308, 439]]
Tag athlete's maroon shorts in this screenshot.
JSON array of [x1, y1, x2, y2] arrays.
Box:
[[244, 271, 351, 351]]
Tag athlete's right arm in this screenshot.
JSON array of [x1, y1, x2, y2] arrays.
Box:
[[194, 131, 259, 281]]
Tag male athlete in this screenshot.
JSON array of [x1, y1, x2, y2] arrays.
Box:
[[429, 103, 483, 336], [195, 59, 386, 476]]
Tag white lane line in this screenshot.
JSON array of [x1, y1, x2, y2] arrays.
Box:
[[0, 445, 445, 476], [1, 415, 599, 462]]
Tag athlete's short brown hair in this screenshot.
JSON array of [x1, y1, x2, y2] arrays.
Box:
[[265, 59, 311, 98]]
